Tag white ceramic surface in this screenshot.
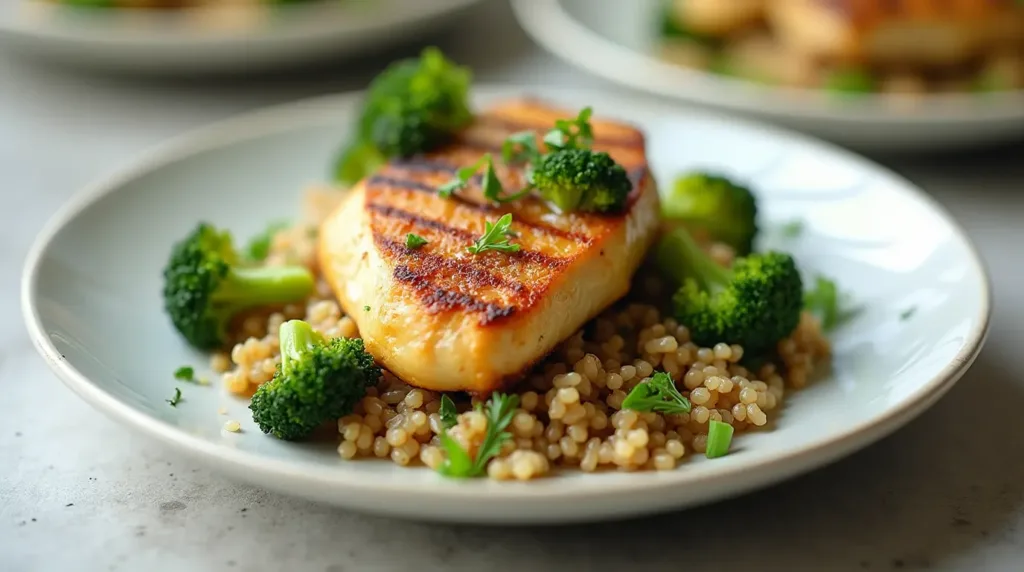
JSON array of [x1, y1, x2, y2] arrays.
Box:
[[0, 0, 481, 74], [510, 0, 1024, 152], [21, 85, 990, 524]]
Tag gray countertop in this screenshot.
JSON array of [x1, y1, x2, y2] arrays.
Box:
[[3, 2, 1024, 570]]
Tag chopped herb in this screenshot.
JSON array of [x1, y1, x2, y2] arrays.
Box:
[[363, 305, 371, 312], [900, 306, 917, 321], [621, 372, 691, 414], [502, 131, 541, 165], [480, 155, 532, 204], [405, 233, 428, 249], [439, 395, 458, 430], [166, 388, 182, 407], [804, 275, 858, 332], [780, 219, 804, 238], [173, 366, 194, 381], [437, 393, 519, 478], [544, 107, 594, 152], [467, 213, 521, 255], [245, 221, 290, 262], [705, 419, 734, 459], [437, 155, 488, 198]]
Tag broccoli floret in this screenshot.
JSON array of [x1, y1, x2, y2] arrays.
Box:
[[656, 227, 803, 354], [250, 320, 381, 440], [334, 47, 473, 185], [823, 68, 876, 95], [162, 223, 315, 350], [661, 171, 758, 255], [530, 148, 631, 213]]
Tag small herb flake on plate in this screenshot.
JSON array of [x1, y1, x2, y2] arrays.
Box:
[[405, 233, 428, 249], [166, 388, 182, 407], [900, 306, 917, 321], [174, 366, 194, 381]]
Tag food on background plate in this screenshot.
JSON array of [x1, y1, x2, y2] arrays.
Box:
[[162, 48, 838, 481], [660, 0, 1024, 94]]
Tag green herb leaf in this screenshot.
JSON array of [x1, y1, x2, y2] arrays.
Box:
[[166, 388, 182, 407], [439, 395, 458, 430], [544, 107, 594, 152], [705, 419, 734, 459], [900, 306, 917, 321], [435, 393, 519, 478], [467, 213, 521, 255], [502, 131, 541, 165], [363, 305, 371, 312], [471, 393, 519, 475], [405, 233, 428, 249], [804, 275, 858, 332], [174, 366, 194, 381], [437, 155, 489, 198], [621, 372, 691, 414], [245, 221, 290, 262], [438, 432, 475, 478]]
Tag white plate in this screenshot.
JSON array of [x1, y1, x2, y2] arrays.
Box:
[[21, 85, 991, 524], [0, 0, 481, 75], [510, 0, 1024, 152]]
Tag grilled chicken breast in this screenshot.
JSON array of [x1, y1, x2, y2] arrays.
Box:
[[318, 99, 661, 394], [767, 0, 1024, 67]]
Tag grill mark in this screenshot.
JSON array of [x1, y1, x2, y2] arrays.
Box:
[[383, 240, 523, 326], [365, 174, 592, 242], [368, 207, 568, 268], [366, 202, 476, 241], [412, 282, 517, 324]]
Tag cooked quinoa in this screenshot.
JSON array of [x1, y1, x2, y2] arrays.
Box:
[[213, 187, 831, 480]]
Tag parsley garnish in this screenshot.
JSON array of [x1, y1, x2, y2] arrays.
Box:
[[621, 372, 691, 414], [543, 107, 594, 152], [405, 233, 428, 249], [437, 155, 488, 198], [166, 388, 182, 407], [900, 306, 917, 321], [437, 393, 519, 478], [363, 305, 371, 312], [467, 213, 520, 255], [804, 275, 858, 332], [439, 395, 458, 430], [501, 131, 541, 165], [437, 153, 530, 204], [174, 366, 194, 381]]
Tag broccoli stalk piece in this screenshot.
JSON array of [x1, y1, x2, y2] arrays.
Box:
[[530, 148, 632, 214], [250, 320, 381, 440], [661, 172, 758, 255], [334, 47, 473, 185], [656, 227, 803, 354], [162, 223, 314, 350]]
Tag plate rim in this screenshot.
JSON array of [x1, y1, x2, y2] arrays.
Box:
[[20, 85, 994, 515], [510, 0, 1024, 126]]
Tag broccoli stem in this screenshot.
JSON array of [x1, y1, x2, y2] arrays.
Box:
[[213, 266, 314, 309], [655, 227, 729, 290], [278, 320, 325, 377]]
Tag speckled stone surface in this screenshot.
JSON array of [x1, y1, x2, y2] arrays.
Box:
[[3, 2, 1024, 571]]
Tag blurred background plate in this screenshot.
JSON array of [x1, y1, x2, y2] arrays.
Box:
[[510, 0, 1024, 152], [0, 0, 483, 75]]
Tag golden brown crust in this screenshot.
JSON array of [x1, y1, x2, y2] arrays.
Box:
[[364, 100, 650, 329]]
